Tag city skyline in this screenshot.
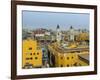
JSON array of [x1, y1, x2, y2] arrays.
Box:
[[22, 10, 90, 30]]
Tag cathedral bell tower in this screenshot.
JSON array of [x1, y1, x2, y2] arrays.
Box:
[[69, 26, 75, 41], [56, 25, 62, 43]]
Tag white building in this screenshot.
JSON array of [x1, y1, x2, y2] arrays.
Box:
[[56, 25, 62, 43], [68, 26, 76, 41]]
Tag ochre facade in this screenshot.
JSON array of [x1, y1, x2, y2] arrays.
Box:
[[22, 38, 42, 68]]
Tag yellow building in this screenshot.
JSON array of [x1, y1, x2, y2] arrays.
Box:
[[48, 42, 89, 67], [22, 38, 42, 69], [76, 32, 89, 41]]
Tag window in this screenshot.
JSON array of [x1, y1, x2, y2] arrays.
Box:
[[61, 57, 63, 59], [26, 57, 33, 60], [26, 62, 29, 64], [67, 64, 69, 67], [30, 57, 33, 60], [35, 57, 38, 59], [29, 47, 32, 50], [74, 62, 77, 66], [26, 58, 29, 60], [30, 53, 32, 55], [33, 53, 35, 55], [67, 57, 69, 60], [37, 53, 39, 55], [61, 65, 63, 67]]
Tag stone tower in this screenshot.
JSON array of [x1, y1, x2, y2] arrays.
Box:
[[69, 26, 75, 41], [56, 25, 62, 43]]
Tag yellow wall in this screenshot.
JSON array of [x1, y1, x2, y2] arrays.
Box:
[[22, 38, 42, 68], [48, 43, 89, 67], [76, 33, 89, 41], [56, 53, 78, 67]]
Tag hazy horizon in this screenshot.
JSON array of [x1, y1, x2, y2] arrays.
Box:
[[22, 10, 90, 31]]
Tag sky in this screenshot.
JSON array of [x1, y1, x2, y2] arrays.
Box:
[[22, 10, 90, 31]]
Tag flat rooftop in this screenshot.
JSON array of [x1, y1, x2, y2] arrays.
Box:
[[49, 44, 89, 53]]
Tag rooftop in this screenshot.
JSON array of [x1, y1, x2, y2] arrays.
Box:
[[49, 43, 89, 53]]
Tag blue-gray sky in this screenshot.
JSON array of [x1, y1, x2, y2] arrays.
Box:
[[22, 10, 90, 30]]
